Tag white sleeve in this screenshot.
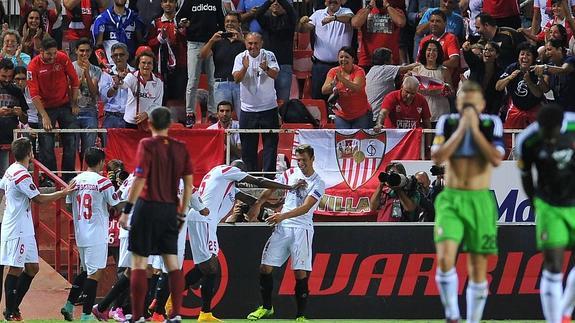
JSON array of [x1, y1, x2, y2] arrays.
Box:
[[99, 178, 120, 207], [15, 174, 40, 199], [121, 73, 137, 92], [221, 166, 249, 182], [265, 51, 280, 70], [309, 10, 320, 26], [232, 52, 245, 74], [307, 180, 325, 201], [189, 190, 206, 211]]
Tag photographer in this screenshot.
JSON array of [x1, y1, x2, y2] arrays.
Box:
[[370, 162, 423, 222]]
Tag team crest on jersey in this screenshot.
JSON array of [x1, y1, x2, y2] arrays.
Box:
[[417, 107, 422, 114], [54, 64, 62, 71], [112, 192, 118, 200], [29, 183, 36, 191], [335, 130, 386, 191], [26, 71, 32, 80]]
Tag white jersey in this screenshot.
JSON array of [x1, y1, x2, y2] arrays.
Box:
[[0, 163, 40, 242], [277, 168, 325, 229], [67, 172, 120, 247], [117, 174, 136, 239], [189, 165, 248, 223]]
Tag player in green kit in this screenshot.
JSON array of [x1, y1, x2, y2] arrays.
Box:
[[431, 81, 505, 323], [516, 104, 575, 323]]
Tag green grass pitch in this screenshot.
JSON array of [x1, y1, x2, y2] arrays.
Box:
[[22, 320, 547, 322]]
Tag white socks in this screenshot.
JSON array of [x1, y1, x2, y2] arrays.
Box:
[[541, 269, 563, 323], [436, 268, 460, 320], [561, 267, 575, 318], [466, 280, 488, 323]]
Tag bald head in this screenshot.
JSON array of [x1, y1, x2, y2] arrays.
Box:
[[402, 76, 420, 91], [400, 76, 420, 104]]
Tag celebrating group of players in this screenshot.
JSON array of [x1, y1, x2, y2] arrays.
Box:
[[0, 80, 575, 323]]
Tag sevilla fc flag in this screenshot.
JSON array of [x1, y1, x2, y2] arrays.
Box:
[[292, 129, 422, 216]]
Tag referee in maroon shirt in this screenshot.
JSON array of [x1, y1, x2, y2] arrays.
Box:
[[119, 107, 193, 323]]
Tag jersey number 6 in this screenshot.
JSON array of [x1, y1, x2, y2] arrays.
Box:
[[76, 194, 93, 220]]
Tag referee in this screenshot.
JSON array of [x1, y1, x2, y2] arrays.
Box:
[[119, 107, 193, 323]]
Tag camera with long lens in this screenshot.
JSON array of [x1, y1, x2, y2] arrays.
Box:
[[430, 165, 445, 176], [378, 172, 416, 190]]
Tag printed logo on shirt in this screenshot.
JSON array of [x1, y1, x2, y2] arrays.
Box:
[[26, 71, 33, 80], [190, 3, 217, 11], [417, 107, 422, 114], [135, 166, 144, 176], [313, 190, 322, 199], [395, 105, 401, 113], [366, 13, 394, 34], [29, 183, 36, 191], [54, 64, 62, 72], [396, 119, 417, 129]]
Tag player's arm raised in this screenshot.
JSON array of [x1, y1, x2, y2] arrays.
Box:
[[242, 175, 306, 190], [468, 112, 504, 167], [246, 188, 276, 222], [266, 195, 319, 225], [431, 114, 470, 164], [33, 180, 76, 204]]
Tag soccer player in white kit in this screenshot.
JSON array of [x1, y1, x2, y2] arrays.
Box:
[[185, 159, 303, 322], [61, 147, 121, 321], [246, 144, 325, 322], [0, 138, 76, 321]]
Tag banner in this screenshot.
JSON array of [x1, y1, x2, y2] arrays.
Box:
[[182, 223, 549, 320], [292, 129, 422, 216], [105, 129, 226, 186], [401, 161, 532, 223]]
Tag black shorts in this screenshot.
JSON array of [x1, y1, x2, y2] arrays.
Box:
[[128, 199, 178, 257]]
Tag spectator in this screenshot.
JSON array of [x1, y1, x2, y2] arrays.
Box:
[[0, 30, 31, 67], [366, 47, 419, 126], [531, 0, 575, 34], [482, 0, 520, 29], [72, 38, 101, 163], [417, 9, 460, 75], [536, 24, 571, 59], [297, 0, 353, 100], [63, 0, 105, 57], [321, 46, 371, 129], [207, 101, 242, 160], [0, 59, 28, 176], [459, 0, 482, 41], [414, 170, 435, 222], [14, 66, 38, 154], [129, 0, 163, 25], [405, 0, 441, 63], [415, 0, 463, 61], [377, 75, 432, 130], [92, 0, 146, 63], [462, 40, 504, 115], [475, 12, 526, 69], [147, 0, 188, 103], [232, 32, 279, 175], [20, 9, 47, 58], [351, 0, 406, 69], [200, 12, 245, 121], [412, 39, 452, 124], [121, 50, 163, 129], [18, 0, 61, 38], [254, 0, 297, 102], [533, 38, 575, 112], [495, 42, 547, 152], [27, 37, 80, 183], [238, 0, 289, 33], [520, 0, 575, 50], [98, 42, 134, 136], [370, 162, 423, 222], [177, 0, 224, 127]]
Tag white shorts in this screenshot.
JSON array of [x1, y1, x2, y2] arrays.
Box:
[[118, 237, 132, 268], [187, 221, 218, 264], [0, 236, 39, 268], [79, 244, 108, 275], [261, 226, 313, 271]]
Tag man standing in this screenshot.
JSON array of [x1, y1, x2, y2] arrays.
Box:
[[431, 81, 504, 323], [200, 12, 245, 120], [1, 137, 76, 321], [475, 12, 525, 69], [232, 32, 280, 175], [61, 147, 120, 321], [246, 144, 324, 321], [118, 107, 192, 323], [177, 0, 224, 127], [185, 160, 303, 322], [207, 101, 242, 161], [415, 0, 463, 59], [516, 104, 575, 323], [27, 37, 80, 183], [253, 0, 298, 102], [0, 59, 28, 176], [72, 38, 101, 164], [418, 10, 460, 74], [377, 76, 431, 130], [298, 0, 353, 99]]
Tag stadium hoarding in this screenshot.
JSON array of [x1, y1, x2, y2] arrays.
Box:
[[181, 223, 549, 320]]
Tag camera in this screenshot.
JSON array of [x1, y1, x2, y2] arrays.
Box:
[[220, 31, 235, 38], [430, 165, 445, 176], [379, 172, 416, 190]]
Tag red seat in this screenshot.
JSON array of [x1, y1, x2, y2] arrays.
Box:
[[300, 99, 328, 128]]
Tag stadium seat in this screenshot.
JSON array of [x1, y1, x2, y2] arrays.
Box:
[[300, 99, 328, 127]]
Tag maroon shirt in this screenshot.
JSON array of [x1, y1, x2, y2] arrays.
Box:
[[134, 135, 193, 203]]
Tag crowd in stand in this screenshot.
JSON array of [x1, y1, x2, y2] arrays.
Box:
[[0, 0, 572, 181]]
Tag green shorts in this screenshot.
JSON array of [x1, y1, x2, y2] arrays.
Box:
[[534, 197, 575, 250], [434, 188, 498, 254]]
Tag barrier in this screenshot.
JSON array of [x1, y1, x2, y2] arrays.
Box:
[[186, 223, 547, 320]]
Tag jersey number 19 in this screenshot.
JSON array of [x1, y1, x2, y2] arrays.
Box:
[[76, 193, 93, 220]]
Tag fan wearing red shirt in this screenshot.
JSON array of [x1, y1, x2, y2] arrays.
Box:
[[63, 0, 105, 54], [377, 75, 431, 130], [351, 0, 406, 68], [27, 37, 80, 182], [482, 0, 521, 29], [418, 10, 459, 72], [19, 0, 61, 37], [118, 107, 193, 323]]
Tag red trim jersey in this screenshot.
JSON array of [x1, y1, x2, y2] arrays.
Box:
[[64, 0, 100, 40], [148, 14, 187, 68], [381, 90, 431, 129], [27, 51, 80, 109], [419, 32, 460, 61], [482, 0, 520, 18]]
